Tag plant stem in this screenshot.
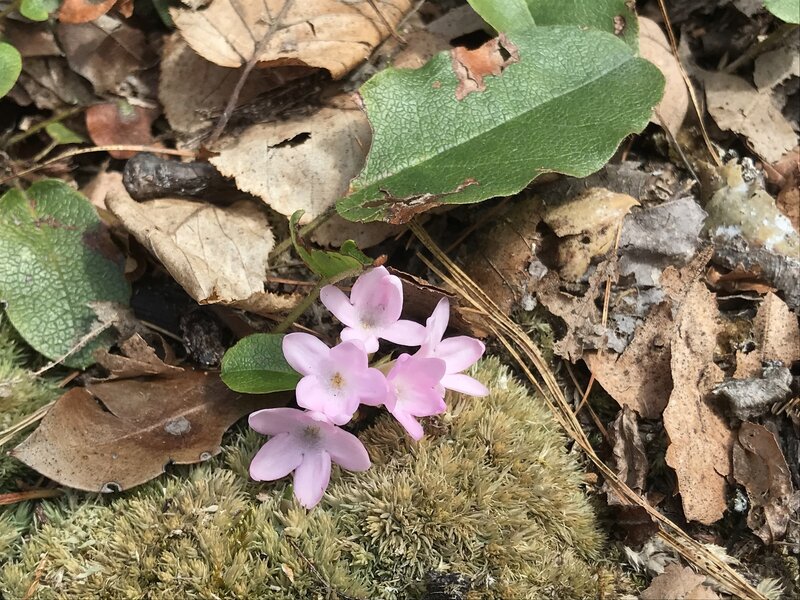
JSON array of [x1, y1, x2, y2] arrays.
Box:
[[272, 279, 325, 334], [4, 106, 83, 148], [268, 206, 335, 263]]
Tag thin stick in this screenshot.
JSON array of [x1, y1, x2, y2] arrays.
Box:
[[0, 488, 63, 506], [272, 279, 325, 334], [4, 106, 84, 148], [32, 322, 112, 377]]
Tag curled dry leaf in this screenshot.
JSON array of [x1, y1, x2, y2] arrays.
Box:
[[735, 292, 800, 378], [638, 17, 688, 137], [603, 406, 648, 504], [715, 365, 793, 421], [58, 0, 117, 23], [171, 0, 413, 79], [12, 371, 287, 492], [663, 281, 732, 525], [211, 105, 371, 224], [106, 189, 299, 315], [640, 564, 720, 600], [733, 422, 800, 544], [93, 333, 182, 380], [85, 102, 159, 159]]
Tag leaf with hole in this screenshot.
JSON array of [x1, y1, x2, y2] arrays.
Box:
[[221, 333, 301, 394]]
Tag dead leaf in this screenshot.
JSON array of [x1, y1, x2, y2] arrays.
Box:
[[106, 189, 300, 315], [585, 302, 673, 419], [663, 281, 733, 525], [733, 422, 800, 543], [7, 57, 94, 110], [94, 333, 182, 380], [12, 372, 287, 492], [210, 104, 371, 223], [735, 292, 800, 378], [703, 70, 797, 163], [59, 0, 117, 23], [715, 365, 793, 420], [604, 406, 648, 503], [2, 21, 61, 57], [541, 187, 639, 281], [641, 564, 720, 600], [451, 34, 519, 101], [706, 265, 776, 296], [86, 102, 159, 159], [638, 17, 689, 137], [57, 15, 155, 95], [753, 34, 800, 91], [171, 0, 413, 79], [311, 214, 404, 250]]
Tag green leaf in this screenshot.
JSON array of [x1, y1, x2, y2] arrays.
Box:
[[220, 333, 301, 394], [467, 0, 535, 32], [764, 0, 799, 22], [19, 0, 60, 21], [45, 122, 85, 145], [0, 180, 130, 368], [526, 0, 639, 50], [290, 210, 371, 278], [338, 26, 664, 223], [0, 43, 22, 99]]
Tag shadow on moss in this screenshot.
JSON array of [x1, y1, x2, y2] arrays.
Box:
[[1, 356, 620, 599]]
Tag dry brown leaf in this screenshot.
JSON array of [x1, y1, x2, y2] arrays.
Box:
[[12, 372, 286, 492], [703, 70, 797, 163], [663, 281, 732, 525], [733, 422, 800, 544], [541, 187, 639, 281], [585, 302, 673, 419], [58, 0, 117, 23], [638, 17, 688, 137], [7, 57, 95, 110], [311, 215, 404, 250], [604, 406, 648, 503], [86, 102, 159, 159], [94, 333, 182, 380], [735, 292, 800, 378], [210, 105, 371, 223], [106, 189, 299, 315], [171, 0, 413, 79], [2, 21, 61, 58], [753, 35, 800, 91], [392, 30, 451, 69], [641, 564, 721, 600]]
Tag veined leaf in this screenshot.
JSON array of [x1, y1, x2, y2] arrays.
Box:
[[467, 0, 535, 32], [290, 210, 371, 278], [338, 26, 663, 223], [221, 333, 301, 394], [0, 43, 21, 99], [526, 0, 639, 50], [764, 0, 799, 23]]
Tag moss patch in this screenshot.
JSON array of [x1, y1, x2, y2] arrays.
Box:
[[0, 357, 618, 599]]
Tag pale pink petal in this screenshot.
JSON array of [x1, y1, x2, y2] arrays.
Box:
[[441, 373, 489, 397], [295, 377, 356, 425], [341, 327, 379, 353], [282, 333, 330, 376], [426, 298, 450, 348], [249, 433, 303, 481], [349, 266, 389, 307], [399, 388, 447, 417], [293, 450, 332, 509], [329, 341, 369, 376], [356, 368, 389, 407], [434, 337, 486, 373], [325, 427, 371, 471], [249, 407, 308, 436], [353, 271, 404, 328], [320, 285, 358, 327], [391, 410, 425, 440], [381, 320, 426, 347]]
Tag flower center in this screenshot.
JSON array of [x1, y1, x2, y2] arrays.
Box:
[[330, 372, 344, 389], [301, 425, 322, 446]]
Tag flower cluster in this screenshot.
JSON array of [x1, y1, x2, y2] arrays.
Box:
[[248, 266, 488, 508]]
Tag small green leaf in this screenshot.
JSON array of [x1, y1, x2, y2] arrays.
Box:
[[0, 43, 22, 99], [290, 210, 371, 278], [338, 26, 663, 223], [220, 334, 301, 394], [45, 122, 85, 145], [526, 0, 639, 50], [0, 180, 130, 368], [19, 0, 60, 21], [468, 0, 535, 32], [764, 0, 799, 22]]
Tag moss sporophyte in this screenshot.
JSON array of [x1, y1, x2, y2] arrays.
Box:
[[249, 266, 488, 508]]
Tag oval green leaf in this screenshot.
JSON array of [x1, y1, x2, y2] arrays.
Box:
[[20, 0, 60, 21], [0, 43, 22, 99], [764, 0, 799, 23], [526, 0, 639, 50], [467, 0, 535, 32], [337, 26, 663, 223], [221, 333, 301, 394]]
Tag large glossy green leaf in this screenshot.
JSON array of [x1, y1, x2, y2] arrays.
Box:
[[0, 180, 130, 368], [764, 0, 799, 22], [526, 0, 639, 50], [467, 0, 535, 32], [0, 43, 22, 99], [220, 334, 301, 394], [337, 26, 663, 223]]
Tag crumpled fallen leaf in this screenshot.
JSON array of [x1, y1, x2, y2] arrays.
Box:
[[603, 406, 648, 504], [12, 371, 287, 492], [663, 281, 732, 525], [86, 102, 159, 159], [733, 422, 800, 544], [210, 104, 371, 223], [638, 17, 689, 137], [7, 56, 94, 110], [735, 292, 800, 378], [171, 0, 412, 79], [541, 187, 639, 281], [753, 33, 800, 91], [106, 190, 299, 315], [58, 0, 116, 23], [93, 333, 181, 380], [715, 365, 793, 420], [641, 564, 720, 600]]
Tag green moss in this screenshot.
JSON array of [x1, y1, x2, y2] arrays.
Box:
[[0, 357, 617, 599]]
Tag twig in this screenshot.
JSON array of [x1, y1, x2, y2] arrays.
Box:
[[724, 23, 798, 73], [205, 0, 295, 147], [365, 0, 405, 44], [272, 279, 325, 334], [0, 146, 196, 185], [4, 106, 84, 148], [0, 488, 63, 506]]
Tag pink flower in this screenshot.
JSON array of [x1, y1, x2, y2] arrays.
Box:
[[320, 266, 426, 353], [384, 354, 447, 440], [249, 407, 370, 509], [282, 333, 387, 425], [416, 298, 488, 397]]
